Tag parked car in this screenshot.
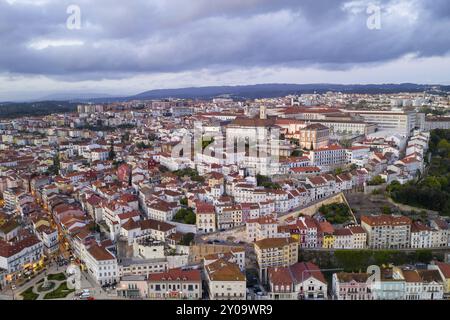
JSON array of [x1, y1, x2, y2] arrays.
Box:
[[80, 292, 91, 299]]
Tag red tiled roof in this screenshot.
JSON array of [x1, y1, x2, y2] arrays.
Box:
[[148, 268, 201, 282], [87, 244, 115, 261], [361, 215, 411, 227]]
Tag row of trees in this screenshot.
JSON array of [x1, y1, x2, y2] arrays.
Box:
[[299, 249, 439, 273]]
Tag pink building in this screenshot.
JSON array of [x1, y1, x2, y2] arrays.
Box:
[[332, 272, 374, 300]]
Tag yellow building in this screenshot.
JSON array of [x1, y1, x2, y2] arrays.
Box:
[[322, 234, 335, 249], [207, 172, 224, 188]]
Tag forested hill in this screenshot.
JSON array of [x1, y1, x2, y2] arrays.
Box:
[[0, 101, 78, 119]]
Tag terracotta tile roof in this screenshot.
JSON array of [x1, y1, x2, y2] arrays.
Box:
[[418, 270, 443, 283], [290, 166, 321, 173], [402, 270, 422, 283], [348, 226, 365, 234], [0, 235, 41, 258], [205, 259, 245, 282], [87, 243, 115, 261], [255, 237, 296, 250], [334, 228, 352, 236], [140, 219, 175, 232], [148, 268, 201, 282], [361, 215, 411, 227], [435, 262, 450, 278], [268, 266, 293, 286], [318, 221, 334, 234], [335, 272, 369, 283], [291, 262, 326, 284]]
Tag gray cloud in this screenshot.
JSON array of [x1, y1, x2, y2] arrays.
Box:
[[0, 0, 449, 81]]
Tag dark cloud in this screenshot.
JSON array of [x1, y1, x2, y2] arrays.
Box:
[[0, 0, 449, 81]]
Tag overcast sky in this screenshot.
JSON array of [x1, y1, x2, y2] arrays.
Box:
[[1, 0, 450, 101]]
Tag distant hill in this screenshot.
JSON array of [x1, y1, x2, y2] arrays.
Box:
[[94, 83, 448, 102], [39, 92, 119, 102], [3, 83, 449, 105]]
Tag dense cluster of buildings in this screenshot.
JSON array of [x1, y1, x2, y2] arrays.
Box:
[[0, 92, 449, 299]]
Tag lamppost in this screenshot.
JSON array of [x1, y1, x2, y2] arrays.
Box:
[[11, 284, 15, 301]]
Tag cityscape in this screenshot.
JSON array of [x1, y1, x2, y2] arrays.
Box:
[[0, 0, 450, 306]]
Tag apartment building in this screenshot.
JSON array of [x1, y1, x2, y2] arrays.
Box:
[[332, 272, 373, 300], [410, 221, 433, 249], [195, 203, 216, 234], [146, 200, 179, 222], [297, 123, 330, 150], [205, 259, 246, 300], [309, 145, 347, 168], [254, 237, 299, 284], [0, 235, 44, 274], [217, 205, 242, 230], [361, 215, 412, 249], [84, 243, 119, 286], [344, 110, 416, 135], [246, 215, 278, 242], [268, 262, 327, 300], [347, 226, 367, 249], [203, 247, 246, 271], [147, 268, 202, 300]]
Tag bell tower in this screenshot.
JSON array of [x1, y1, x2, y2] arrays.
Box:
[[259, 105, 267, 120]]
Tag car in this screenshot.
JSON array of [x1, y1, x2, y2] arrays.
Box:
[[80, 292, 91, 299]]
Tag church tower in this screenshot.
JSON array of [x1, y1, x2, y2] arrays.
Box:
[[259, 105, 267, 120]]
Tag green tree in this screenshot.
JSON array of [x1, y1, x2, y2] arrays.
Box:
[[367, 175, 386, 186], [291, 150, 303, 157], [381, 206, 392, 215], [173, 208, 196, 225], [180, 233, 195, 246]]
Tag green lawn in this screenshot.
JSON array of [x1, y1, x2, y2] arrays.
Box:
[[20, 287, 39, 300], [47, 273, 67, 281], [43, 282, 75, 300]]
